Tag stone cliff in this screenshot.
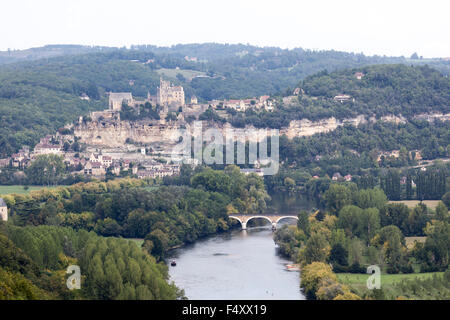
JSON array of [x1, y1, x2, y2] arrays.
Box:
[[73, 113, 450, 148]]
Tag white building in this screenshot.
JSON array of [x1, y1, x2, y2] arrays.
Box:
[[0, 198, 8, 221]]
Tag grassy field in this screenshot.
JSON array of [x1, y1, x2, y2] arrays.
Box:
[[337, 272, 444, 299], [388, 200, 440, 209], [156, 68, 206, 80], [0, 185, 62, 195]]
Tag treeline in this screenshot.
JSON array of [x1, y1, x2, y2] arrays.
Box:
[[0, 154, 91, 186], [0, 224, 180, 300], [381, 169, 446, 201], [2, 166, 269, 260]]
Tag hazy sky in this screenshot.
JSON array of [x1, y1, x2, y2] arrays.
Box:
[[1, 0, 449, 57]]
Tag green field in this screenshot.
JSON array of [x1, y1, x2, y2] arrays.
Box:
[[337, 272, 441, 286], [156, 68, 206, 80], [388, 200, 440, 210], [0, 185, 62, 195], [337, 272, 444, 299]]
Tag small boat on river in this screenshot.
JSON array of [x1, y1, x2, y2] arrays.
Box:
[[171, 260, 177, 267], [285, 264, 300, 271]]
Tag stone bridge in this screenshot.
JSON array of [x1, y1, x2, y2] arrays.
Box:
[[229, 214, 298, 230]]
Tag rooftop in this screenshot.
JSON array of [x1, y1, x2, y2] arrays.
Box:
[[109, 92, 133, 101]]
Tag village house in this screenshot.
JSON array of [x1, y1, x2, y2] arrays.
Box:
[[354, 72, 365, 80], [89, 153, 113, 168], [240, 168, 264, 177], [33, 143, 62, 155], [137, 169, 154, 179], [112, 162, 121, 176], [0, 158, 10, 168], [0, 198, 8, 222], [80, 93, 90, 100], [344, 174, 352, 182], [333, 94, 352, 102], [332, 172, 342, 181], [84, 161, 106, 176]]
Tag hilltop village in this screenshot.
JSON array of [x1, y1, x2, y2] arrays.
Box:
[[0, 79, 277, 181], [0, 74, 447, 183]]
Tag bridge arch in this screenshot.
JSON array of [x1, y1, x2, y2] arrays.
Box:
[[276, 216, 299, 224], [228, 216, 243, 225], [246, 215, 274, 227], [229, 214, 299, 230]]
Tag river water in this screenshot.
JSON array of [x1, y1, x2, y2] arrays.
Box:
[[167, 226, 306, 300]]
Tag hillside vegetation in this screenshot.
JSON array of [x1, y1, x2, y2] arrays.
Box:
[[230, 64, 450, 129], [0, 45, 449, 157]]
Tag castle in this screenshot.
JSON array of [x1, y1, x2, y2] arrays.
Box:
[[106, 79, 185, 114], [154, 78, 185, 109]]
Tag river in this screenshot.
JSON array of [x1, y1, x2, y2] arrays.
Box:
[[167, 226, 306, 300]]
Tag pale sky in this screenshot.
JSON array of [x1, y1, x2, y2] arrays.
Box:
[[1, 0, 449, 58]]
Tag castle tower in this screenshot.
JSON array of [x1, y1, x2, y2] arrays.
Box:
[[156, 78, 185, 108]]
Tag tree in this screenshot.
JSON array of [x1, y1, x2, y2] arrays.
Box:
[[302, 233, 330, 264], [435, 201, 448, 221], [354, 188, 387, 210], [442, 192, 450, 208], [25, 154, 66, 185], [328, 243, 348, 267], [297, 210, 310, 236], [301, 262, 336, 299], [418, 221, 450, 272], [379, 203, 410, 234], [324, 184, 352, 215], [338, 205, 363, 238], [144, 229, 169, 261], [360, 208, 381, 243]]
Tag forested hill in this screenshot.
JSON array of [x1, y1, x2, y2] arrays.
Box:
[[0, 45, 114, 65], [229, 64, 450, 129], [0, 45, 449, 157], [300, 64, 450, 118]]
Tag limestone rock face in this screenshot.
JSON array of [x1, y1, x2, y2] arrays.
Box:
[[74, 121, 185, 147], [281, 115, 367, 139], [73, 113, 450, 149]]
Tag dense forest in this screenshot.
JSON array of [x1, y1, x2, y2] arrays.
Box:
[[0, 224, 180, 299]]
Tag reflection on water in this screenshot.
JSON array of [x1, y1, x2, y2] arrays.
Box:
[[265, 192, 316, 215], [167, 227, 306, 300]]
